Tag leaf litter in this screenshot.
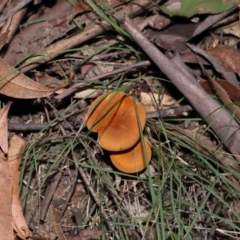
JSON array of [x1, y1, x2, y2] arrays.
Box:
[[1, 0, 240, 239]]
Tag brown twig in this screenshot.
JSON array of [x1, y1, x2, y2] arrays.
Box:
[[40, 172, 62, 221], [8, 105, 193, 132], [0, 0, 33, 23], [60, 168, 78, 218]]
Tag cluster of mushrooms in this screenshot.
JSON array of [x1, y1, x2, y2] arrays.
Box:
[[86, 91, 152, 173]]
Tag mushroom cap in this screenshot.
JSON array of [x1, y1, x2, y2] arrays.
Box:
[[98, 94, 146, 151], [86, 92, 126, 132], [86, 91, 146, 151], [109, 137, 152, 173]]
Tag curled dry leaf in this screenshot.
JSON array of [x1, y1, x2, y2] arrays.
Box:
[[0, 57, 54, 99], [0, 152, 13, 240], [140, 92, 174, 111], [140, 92, 185, 114], [0, 101, 12, 154], [8, 135, 30, 240]]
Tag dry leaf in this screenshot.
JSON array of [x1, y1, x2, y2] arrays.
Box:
[[0, 101, 12, 154], [140, 92, 179, 112], [145, 22, 197, 51], [8, 135, 30, 240], [0, 152, 13, 240], [221, 22, 240, 38], [208, 45, 240, 77], [198, 56, 240, 122], [201, 77, 240, 120], [201, 79, 240, 102], [36, 72, 63, 88], [0, 57, 54, 99]]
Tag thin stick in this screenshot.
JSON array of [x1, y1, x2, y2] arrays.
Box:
[[0, 0, 33, 23]]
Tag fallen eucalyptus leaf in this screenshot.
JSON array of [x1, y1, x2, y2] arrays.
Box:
[[0, 152, 13, 240], [8, 135, 30, 240], [0, 57, 54, 99]]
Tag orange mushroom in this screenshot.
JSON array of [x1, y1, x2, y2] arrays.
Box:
[[109, 137, 152, 173], [86, 91, 126, 132], [86, 91, 146, 151]]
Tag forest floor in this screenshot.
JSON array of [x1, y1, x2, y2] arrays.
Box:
[[1, 0, 240, 239]]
